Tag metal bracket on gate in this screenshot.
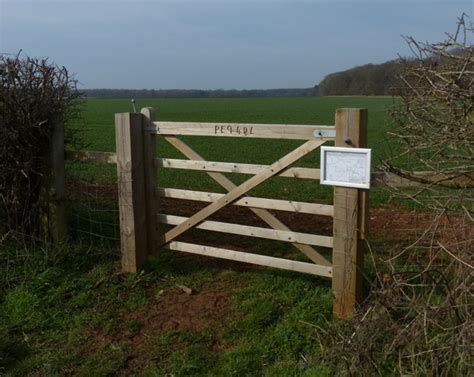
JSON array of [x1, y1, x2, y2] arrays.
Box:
[[313, 129, 336, 138]]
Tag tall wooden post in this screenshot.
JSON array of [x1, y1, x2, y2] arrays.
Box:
[[140, 107, 159, 256], [40, 121, 67, 244], [332, 108, 368, 319], [115, 112, 148, 272]]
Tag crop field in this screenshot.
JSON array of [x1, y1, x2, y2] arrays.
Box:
[[3, 96, 411, 376], [70, 96, 399, 205]]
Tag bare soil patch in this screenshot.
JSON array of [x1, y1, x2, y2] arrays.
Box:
[[79, 276, 243, 375]]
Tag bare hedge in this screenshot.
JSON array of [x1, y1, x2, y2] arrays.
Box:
[[0, 53, 81, 237]]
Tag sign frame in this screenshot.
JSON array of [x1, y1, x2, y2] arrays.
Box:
[[320, 146, 371, 189]]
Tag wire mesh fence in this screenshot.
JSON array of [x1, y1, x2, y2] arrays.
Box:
[[63, 152, 474, 253], [65, 159, 120, 246]]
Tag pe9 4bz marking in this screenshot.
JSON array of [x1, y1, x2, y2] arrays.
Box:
[[214, 125, 254, 136]]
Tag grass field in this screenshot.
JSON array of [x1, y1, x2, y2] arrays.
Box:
[[2, 96, 405, 376], [75, 96, 396, 153], [70, 96, 399, 205]]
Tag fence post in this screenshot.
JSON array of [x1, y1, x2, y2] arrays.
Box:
[[140, 107, 159, 256], [115, 112, 148, 272], [40, 121, 67, 244], [332, 108, 368, 319]]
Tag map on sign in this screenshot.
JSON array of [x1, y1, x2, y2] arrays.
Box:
[[320, 147, 371, 189]]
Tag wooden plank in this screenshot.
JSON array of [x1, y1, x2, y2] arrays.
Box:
[[115, 112, 148, 273], [158, 214, 334, 248], [332, 108, 368, 319], [65, 149, 117, 164], [155, 158, 321, 180], [149, 121, 335, 140], [63, 149, 450, 189], [156, 187, 334, 216], [164, 136, 331, 267], [62, 150, 448, 189], [167, 241, 333, 278], [141, 108, 159, 256], [162, 139, 325, 244]]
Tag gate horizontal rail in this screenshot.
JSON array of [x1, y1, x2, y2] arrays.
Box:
[[157, 213, 334, 248], [155, 158, 322, 179], [147, 121, 336, 140], [64, 151, 438, 188], [167, 241, 333, 278], [155, 187, 334, 216]]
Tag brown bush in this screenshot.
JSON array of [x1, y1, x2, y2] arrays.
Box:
[[317, 15, 473, 376], [0, 52, 81, 237]]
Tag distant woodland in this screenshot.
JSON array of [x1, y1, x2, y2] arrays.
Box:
[[83, 59, 402, 98], [82, 87, 319, 99], [318, 60, 401, 96]]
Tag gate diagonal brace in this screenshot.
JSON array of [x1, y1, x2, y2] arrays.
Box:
[[161, 137, 331, 267], [163, 136, 331, 267]]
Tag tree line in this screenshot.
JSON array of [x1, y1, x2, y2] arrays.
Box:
[[82, 87, 319, 99], [318, 60, 401, 96], [83, 60, 408, 99]]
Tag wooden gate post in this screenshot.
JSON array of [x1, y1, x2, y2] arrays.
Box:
[[140, 107, 159, 255], [332, 108, 368, 319], [115, 112, 149, 272], [40, 121, 67, 244]]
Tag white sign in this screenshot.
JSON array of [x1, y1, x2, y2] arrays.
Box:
[[320, 147, 371, 189]]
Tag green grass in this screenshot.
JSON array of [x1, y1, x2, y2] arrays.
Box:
[[75, 96, 396, 154], [0, 240, 335, 376], [1, 96, 401, 375], [69, 96, 399, 206]]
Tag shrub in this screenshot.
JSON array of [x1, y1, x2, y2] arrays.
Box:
[[0, 52, 81, 238], [317, 15, 473, 376]]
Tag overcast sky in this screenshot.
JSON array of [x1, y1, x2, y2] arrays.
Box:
[[1, 0, 472, 89]]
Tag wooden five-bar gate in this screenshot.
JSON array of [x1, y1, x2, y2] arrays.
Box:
[[115, 107, 368, 319]]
